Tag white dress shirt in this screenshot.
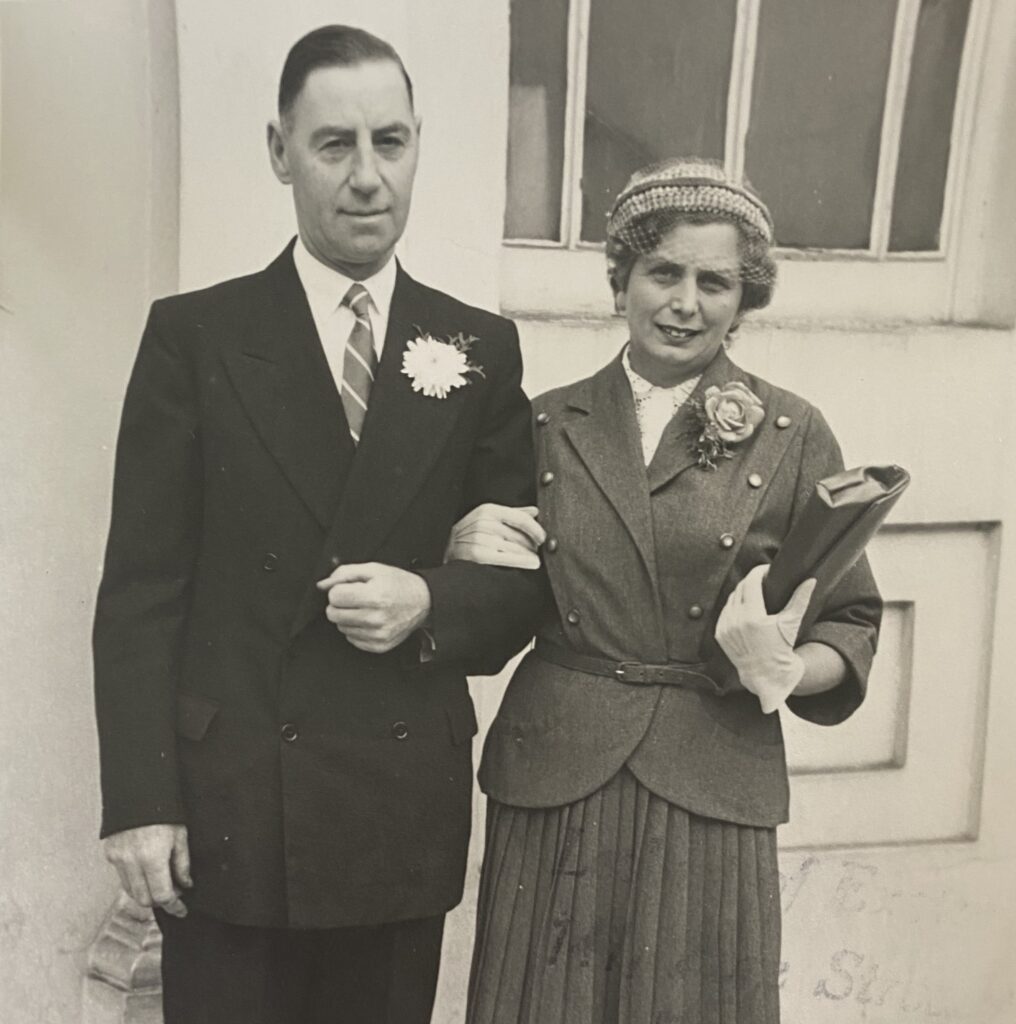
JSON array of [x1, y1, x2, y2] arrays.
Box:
[[292, 236, 399, 395], [622, 346, 701, 465]]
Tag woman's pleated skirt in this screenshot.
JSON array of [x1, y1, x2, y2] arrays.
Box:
[[466, 768, 781, 1024]]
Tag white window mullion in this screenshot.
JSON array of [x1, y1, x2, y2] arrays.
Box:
[[724, 0, 761, 183], [943, 0, 991, 307], [869, 0, 921, 258], [561, 0, 591, 248]]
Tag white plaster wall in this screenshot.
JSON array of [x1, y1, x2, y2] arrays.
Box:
[[0, 1, 177, 1020]]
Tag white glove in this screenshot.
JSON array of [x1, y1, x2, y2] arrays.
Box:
[[715, 564, 817, 714], [444, 503, 546, 569]]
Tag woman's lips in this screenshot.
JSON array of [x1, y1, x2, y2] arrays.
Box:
[[656, 324, 701, 341]]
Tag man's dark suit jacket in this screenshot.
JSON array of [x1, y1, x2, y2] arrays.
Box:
[[93, 242, 543, 928]]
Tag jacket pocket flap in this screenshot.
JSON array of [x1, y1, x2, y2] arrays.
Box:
[[446, 701, 479, 746], [176, 692, 219, 742]]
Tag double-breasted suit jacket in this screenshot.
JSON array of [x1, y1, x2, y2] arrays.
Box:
[[93, 242, 543, 928], [480, 349, 882, 827]]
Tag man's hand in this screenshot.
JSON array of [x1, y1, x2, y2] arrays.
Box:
[[316, 562, 432, 653], [103, 824, 191, 917], [444, 503, 546, 569]]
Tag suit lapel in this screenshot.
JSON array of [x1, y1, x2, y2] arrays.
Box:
[[562, 356, 660, 593], [221, 243, 354, 529], [646, 349, 745, 494]]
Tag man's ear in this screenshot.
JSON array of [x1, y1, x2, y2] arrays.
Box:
[[267, 121, 291, 184], [613, 288, 627, 316]]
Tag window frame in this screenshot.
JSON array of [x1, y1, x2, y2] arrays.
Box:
[[501, 0, 992, 321]]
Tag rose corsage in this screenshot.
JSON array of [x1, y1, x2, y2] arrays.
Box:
[[688, 382, 765, 469]]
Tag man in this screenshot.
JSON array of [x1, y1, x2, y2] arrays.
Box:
[[93, 25, 544, 1024]]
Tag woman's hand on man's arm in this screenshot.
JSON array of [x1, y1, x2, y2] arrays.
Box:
[[444, 503, 546, 569]]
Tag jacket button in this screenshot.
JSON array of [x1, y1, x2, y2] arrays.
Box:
[[775, 414, 792, 428], [409, 556, 421, 568], [540, 471, 555, 486], [262, 552, 279, 572], [536, 412, 550, 426], [747, 473, 763, 488], [280, 723, 298, 743], [545, 537, 559, 553], [566, 609, 580, 625], [719, 533, 734, 549], [391, 721, 410, 741], [688, 605, 704, 620]]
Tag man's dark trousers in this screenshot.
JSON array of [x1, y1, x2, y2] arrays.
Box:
[[156, 910, 445, 1023]]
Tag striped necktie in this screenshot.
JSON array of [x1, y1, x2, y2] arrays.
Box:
[[340, 283, 378, 443]]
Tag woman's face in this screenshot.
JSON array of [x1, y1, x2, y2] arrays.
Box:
[[617, 220, 743, 387]]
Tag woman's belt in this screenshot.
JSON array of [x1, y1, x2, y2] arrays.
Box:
[[533, 639, 722, 695]]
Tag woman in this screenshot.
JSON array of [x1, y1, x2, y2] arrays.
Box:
[[451, 158, 882, 1024]]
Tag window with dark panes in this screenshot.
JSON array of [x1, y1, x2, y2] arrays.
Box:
[[504, 0, 974, 257], [890, 0, 973, 252], [581, 0, 736, 243], [504, 0, 569, 241]]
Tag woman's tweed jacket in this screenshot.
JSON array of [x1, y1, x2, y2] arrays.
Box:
[[479, 349, 882, 826]]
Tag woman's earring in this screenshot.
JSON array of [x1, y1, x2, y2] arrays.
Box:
[[725, 316, 743, 348]]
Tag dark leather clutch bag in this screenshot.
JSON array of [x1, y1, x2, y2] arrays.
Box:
[[763, 464, 910, 635]]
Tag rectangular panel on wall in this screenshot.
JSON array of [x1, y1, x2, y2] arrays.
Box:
[[780, 524, 999, 850], [504, 0, 570, 241], [786, 602, 914, 774], [580, 0, 736, 243], [745, 0, 898, 250], [889, 0, 973, 252]]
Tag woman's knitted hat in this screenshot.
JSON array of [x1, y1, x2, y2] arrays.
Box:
[[605, 158, 776, 295], [607, 158, 774, 251]]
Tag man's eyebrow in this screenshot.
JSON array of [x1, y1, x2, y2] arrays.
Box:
[[372, 122, 412, 138], [308, 123, 412, 143], [309, 125, 356, 142]]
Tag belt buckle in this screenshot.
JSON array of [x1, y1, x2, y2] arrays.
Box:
[[614, 662, 645, 684]]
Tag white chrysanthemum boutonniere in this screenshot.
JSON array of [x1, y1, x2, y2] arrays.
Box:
[[401, 330, 484, 399]]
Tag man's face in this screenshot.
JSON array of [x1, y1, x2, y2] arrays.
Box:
[[268, 60, 419, 278]]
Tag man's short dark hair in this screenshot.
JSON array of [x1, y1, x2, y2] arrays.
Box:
[[278, 25, 414, 122]]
